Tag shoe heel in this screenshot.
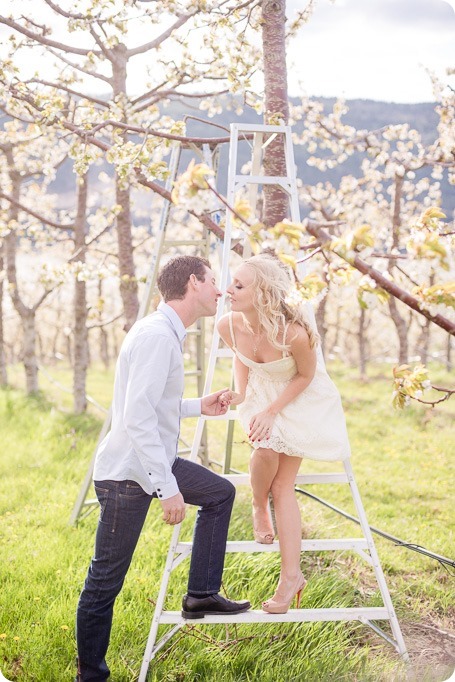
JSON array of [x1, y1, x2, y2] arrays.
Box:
[[295, 577, 307, 609]]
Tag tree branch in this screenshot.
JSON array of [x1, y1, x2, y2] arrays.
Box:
[[46, 47, 113, 85], [0, 14, 99, 56], [32, 286, 59, 312], [42, 0, 86, 21], [89, 24, 114, 63], [134, 87, 230, 113], [0, 191, 75, 231], [87, 119, 233, 146], [127, 12, 197, 57], [27, 78, 109, 108], [304, 219, 455, 335]]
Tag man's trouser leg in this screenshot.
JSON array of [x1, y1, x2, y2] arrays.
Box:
[[76, 480, 152, 681], [172, 458, 236, 595]]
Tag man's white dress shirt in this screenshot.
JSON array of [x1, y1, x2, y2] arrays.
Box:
[[94, 302, 201, 500]]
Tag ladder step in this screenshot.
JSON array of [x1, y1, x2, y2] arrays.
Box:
[[204, 411, 240, 420], [176, 538, 369, 553], [216, 347, 234, 358], [163, 239, 208, 247], [223, 473, 349, 485], [232, 123, 289, 133], [184, 370, 202, 377], [158, 607, 390, 625], [234, 175, 293, 187]]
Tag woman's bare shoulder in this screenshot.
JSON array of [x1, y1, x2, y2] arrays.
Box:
[[288, 321, 312, 349]]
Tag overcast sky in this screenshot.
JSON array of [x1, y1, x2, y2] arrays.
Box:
[[1, 0, 454, 104], [287, 0, 455, 102]]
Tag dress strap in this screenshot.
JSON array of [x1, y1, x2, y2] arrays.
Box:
[[228, 312, 237, 350], [282, 322, 290, 357]]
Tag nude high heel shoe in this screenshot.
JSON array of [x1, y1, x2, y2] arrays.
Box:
[[262, 572, 307, 614], [252, 505, 275, 545]]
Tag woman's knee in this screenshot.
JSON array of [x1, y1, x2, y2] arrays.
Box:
[[251, 448, 278, 466], [270, 477, 295, 500]]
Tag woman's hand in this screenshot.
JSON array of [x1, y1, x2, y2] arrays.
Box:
[[218, 390, 245, 407], [249, 409, 276, 442]]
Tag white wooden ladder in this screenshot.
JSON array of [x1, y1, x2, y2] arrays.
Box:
[[139, 123, 408, 681], [69, 140, 219, 525]]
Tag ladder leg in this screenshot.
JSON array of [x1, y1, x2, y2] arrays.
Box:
[[69, 407, 112, 525], [344, 459, 409, 660], [138, 524, 184, 682]]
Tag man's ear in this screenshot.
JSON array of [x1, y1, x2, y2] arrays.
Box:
[[188, 273, 199, 290]]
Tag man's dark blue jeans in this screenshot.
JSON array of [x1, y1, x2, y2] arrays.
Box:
[[76, 457, 236, 681]]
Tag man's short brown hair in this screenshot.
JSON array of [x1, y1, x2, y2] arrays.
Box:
[[157, 255, 211, 302]]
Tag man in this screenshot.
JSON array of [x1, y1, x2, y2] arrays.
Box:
[[76, 255, 250, 681]]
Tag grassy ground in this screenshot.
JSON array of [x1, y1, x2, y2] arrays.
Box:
[[0, 362, 454, 681]]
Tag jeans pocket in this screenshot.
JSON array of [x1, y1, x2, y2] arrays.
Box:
[[95, 484, 116, 530], [119, 480, 146, 498]]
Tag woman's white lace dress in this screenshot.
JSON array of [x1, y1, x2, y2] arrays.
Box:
[[229, 314, 351, 461]]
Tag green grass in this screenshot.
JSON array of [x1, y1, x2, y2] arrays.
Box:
[[0, 362, 454, 681]]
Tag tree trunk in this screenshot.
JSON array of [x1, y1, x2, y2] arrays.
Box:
[[446, 334, 452, 373], [315, 281, 329, 358], [388, 296, 409, 364], [4, 152, 39, 393], [388, 173, 408, 364], [99, 328, 109, 369], [73, 174, 89, 414], [415, 318, 431, 365], [22, 310, 38, 393], [261, 0, 289, 227], [0, 246, 8, 386], [112, 44, 139, 330], [358, 305, 368, 381]]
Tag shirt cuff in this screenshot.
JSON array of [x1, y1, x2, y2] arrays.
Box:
[[181, 398, 202, 418], [155, 477, 180, 500]]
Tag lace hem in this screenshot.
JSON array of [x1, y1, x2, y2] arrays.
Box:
[[250, 434, 350, 461]]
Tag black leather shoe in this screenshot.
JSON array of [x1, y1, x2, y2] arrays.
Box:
[[181, 593, 251, 619]]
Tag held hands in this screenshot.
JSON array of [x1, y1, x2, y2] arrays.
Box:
[[160, 492, 186, 525], [218, 390, 245, 407], [249, 408, 276, 442], [202, 388, 233, 416]]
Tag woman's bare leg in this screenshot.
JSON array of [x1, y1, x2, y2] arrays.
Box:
[[270, 454, 303, 583], [249, 447, 279, 536]]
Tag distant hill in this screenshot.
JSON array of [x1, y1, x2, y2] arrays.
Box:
[[50, 97, 454, 216]]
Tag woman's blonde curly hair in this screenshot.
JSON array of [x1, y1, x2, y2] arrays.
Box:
[[242, 253, 318, 351]]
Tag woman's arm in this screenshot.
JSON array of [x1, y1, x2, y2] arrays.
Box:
[[249, 325, 316, 441], [217, 314, 249, 406], [269, 326, 316, 414]]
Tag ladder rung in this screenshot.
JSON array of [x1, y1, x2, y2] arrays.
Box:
[[223, 473, 349, 485], [234, 175, 293, 187], [163, 239, 208, 247], [204, 411, 240, 420], [176, 539, 369, 553], [184, 370, 202, 377], [217, 347, 234, 358], [232, 123, 289, 133], [158, 607, 390, 625]]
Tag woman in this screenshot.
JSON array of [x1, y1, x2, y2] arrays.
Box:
[[218, 254, 351, 614]]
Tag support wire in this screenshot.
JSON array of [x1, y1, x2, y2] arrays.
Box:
[[295, 487, 455, 574]]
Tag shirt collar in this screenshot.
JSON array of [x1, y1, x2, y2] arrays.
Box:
[[158, 301, 187, 345]]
